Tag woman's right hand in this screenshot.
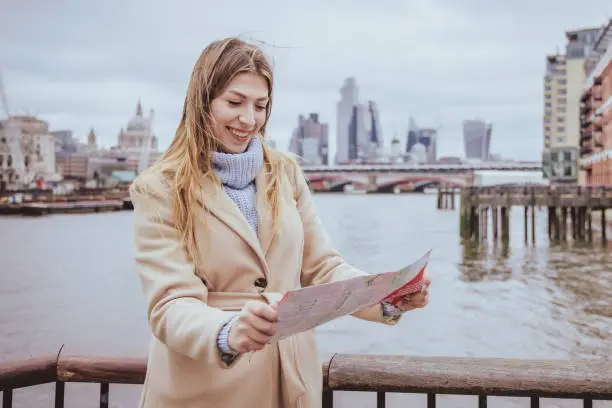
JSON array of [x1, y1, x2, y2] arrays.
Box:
[[228, 300, 278, 353]]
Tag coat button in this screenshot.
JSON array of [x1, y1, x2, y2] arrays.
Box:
[[254, 278, 267, 289]]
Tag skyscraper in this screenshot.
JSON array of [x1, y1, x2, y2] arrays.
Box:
[[406, 117, 419, 155], [418, 128, 437, 163], [463, 119, 492, 161], [288, 113, 329, 165], [336, 77, 359, 164], [406, 118, 437, 163], [335, 78, 382, 163], [366, 101, 383, 160]]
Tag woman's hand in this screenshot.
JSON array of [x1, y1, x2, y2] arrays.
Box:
[[228, 300, 278, 354], [395, 278, 431, 312]]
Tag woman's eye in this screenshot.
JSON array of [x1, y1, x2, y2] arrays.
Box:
[[228, 101, 241, 106], [255, 105, 267, 111]]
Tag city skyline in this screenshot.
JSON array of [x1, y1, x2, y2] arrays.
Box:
[[2, 1, 612, 162]]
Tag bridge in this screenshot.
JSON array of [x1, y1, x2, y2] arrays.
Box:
[[301, 162, 542, 173], [301, 162, 543, 193]]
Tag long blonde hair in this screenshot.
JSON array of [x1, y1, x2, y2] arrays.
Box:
[[151, 37, 286, 266]]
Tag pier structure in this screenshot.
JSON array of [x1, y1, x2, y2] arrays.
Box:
[[458, 185, 612, 244], [436, 186, 456, 210]]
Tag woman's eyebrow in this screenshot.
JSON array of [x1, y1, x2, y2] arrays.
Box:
[[227, 90, 268, 102]]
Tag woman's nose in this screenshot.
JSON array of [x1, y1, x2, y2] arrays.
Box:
[[239, 107, 255, 126]]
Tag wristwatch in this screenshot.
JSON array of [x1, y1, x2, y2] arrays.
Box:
[[381, 302, 403, 323]]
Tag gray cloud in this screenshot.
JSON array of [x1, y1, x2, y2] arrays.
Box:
[[1, 0, 611, 160]]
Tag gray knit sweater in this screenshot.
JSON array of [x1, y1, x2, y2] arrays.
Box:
[[212, 137, 263, 235]]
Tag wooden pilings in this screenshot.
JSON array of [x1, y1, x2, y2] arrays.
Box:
[[437, 187, 455, 210], [460, 188, 511, 243], [458, 185, 611, 245]]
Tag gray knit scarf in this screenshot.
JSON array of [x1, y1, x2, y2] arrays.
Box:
[[211, 137, 264, 235]]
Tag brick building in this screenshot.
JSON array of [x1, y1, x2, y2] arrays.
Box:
[[580, 20, 612, 184]]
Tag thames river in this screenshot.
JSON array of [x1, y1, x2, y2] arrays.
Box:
[[1, 192, 611, 408]]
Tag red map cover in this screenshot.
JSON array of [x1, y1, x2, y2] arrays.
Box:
[[381, 263, 428, 307]]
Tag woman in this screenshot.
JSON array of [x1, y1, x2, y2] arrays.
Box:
[[130, 37, 430, 408]]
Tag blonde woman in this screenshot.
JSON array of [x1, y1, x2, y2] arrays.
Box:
[[130, 37, 431, 408]]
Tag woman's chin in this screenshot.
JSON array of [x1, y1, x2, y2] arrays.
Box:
[[218, 137, 252, 154]]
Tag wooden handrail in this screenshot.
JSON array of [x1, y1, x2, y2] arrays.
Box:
[[57, 356, 146, 384], [2, 353, 612, 401], [326, 354, 612, 399], [0, 356, 56, 389]]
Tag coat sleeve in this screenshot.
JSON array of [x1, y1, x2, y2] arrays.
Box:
[[290, 163, 398, 325], [130, 173, 242, 365]]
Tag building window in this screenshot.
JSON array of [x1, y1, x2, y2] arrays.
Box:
[[557, 117, 565, 123], [557, 107, 566, 113], [556, 136, 566, 142], [557, 79, 567, 85], [545, 126, 551, 132], [564, 152, 572, 161], [545, 86, 552, 91], [567, 45, 585, 59], [558, 89, 567, 95], [545, 102, 552, 108], [557, 126, 565, 132], [544, 118, 551, 124]]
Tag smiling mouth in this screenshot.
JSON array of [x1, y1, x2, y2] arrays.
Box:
[[227, 127, 251, 138]]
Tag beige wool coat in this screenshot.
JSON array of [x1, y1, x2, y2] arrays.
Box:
[[129, 155, 399, 408]]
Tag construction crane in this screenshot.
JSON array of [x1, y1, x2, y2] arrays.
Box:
[[0, 72, 27, 187]]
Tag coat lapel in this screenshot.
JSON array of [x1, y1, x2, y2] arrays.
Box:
[[255, 168, 275, 257], [197, 176, 268, 274]]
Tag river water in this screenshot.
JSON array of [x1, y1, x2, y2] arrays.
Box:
[[1, 193, 611, 408]]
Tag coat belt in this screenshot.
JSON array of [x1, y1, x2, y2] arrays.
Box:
[[207, 291, 308, 407], [207, 291, 271, 310]]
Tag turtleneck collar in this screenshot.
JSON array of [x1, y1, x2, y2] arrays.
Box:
[[211, 136, 264, 189]]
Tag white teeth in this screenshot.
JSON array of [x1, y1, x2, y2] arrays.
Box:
[[229, 128, 250, 138]]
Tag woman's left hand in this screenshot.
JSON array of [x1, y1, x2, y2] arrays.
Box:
[[395, 278, 431, 312]]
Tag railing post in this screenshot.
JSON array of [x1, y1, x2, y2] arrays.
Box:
[[427, 393, 436, 408], [55, 381, 65, 408], [100, 383, 109, 408], [321, 390, 333, 408], [322, 354, 335, 408], [3, 389, 13, 408], [376, 392, 385, 408]]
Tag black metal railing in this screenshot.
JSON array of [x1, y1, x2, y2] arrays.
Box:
[[2, 352, 612, 408]]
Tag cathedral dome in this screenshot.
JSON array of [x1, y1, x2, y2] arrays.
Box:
[[127, 101, 149, 131]]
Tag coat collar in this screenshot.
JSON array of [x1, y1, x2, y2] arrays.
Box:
[[197, 167, 275, 275]]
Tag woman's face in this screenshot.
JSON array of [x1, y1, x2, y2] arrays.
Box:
[[210, 72, 270, 153]]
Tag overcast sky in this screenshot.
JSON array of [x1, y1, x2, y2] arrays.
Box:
[[1, 0, 611, 161]]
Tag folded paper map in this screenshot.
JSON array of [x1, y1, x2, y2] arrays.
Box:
[[270, 250, 431, 341]]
